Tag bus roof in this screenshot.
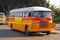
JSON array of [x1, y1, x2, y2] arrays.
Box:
[[10, 6, 51, 13]]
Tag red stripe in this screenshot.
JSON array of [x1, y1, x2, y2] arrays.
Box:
[[8, 18, 52, 21], [22, 18, 52, 20], [46, 18, 52, 20], [22, 18, 41, 20], [8, 18, 15, 20], [22, 18, 29, 20], [31, 18, 41, 20]]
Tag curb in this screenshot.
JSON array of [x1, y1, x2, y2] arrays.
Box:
[[50, 31, 60, 34]]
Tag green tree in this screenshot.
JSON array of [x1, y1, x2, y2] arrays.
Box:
[[0, 0, 49, 17], [49, 5, 60, 17]]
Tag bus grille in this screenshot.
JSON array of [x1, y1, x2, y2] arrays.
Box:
[[40, 21, 47, 27]]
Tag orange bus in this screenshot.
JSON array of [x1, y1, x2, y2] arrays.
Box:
[[8, 7, 56, 35]]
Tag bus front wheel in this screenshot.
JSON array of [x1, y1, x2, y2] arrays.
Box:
[[46, 31, 50, 35]]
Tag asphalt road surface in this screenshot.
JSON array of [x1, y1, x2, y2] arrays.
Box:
[[0, 23, 60, 40]]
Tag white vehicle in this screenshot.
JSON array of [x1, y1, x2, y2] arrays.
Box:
[[0, 12, 6, 24]]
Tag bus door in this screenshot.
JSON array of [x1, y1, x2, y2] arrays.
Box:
[[14, 12, 22, 30]]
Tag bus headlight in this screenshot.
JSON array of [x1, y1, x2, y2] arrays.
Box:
[[50, 23, 56, 26], [32, 24, 35, 26], [36, 24, 39, 26], [50, 23, 53, 26], [32, 23, 39, 26]]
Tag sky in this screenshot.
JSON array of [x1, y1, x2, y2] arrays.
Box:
[[50, 0, 60, 7]]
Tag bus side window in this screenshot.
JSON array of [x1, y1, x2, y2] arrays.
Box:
[[15, 12, 19, 17], [29, 13, 31, 17], [13, 12, 15, 17], [23, 12, 28, 17], [19, 12, 23, 17], [9, 12, 15, 17]]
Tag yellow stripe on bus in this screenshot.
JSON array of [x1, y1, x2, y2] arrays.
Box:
[[15, 18, 22, 24]]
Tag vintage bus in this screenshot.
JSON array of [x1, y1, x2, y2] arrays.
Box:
[[8, 7, 56, 35], [0, 12, 6, 24]]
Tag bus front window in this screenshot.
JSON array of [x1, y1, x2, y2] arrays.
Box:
[[30, 11, 52, 18], [31, 12, 40, 18]]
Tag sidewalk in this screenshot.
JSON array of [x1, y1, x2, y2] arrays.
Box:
[[50, 30, 60, 34]]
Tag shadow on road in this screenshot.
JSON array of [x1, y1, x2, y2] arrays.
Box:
[[0, 29, 46, 38]]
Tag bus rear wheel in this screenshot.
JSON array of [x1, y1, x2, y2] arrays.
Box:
[[25, 26, 29, 36], [42, 31, 50, 35], [10, 24, 14, 31]]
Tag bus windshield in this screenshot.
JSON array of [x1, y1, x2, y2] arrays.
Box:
[[30, 11, 52, 18]]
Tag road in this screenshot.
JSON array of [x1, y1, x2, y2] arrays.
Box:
[[0, 23, 60, 40]]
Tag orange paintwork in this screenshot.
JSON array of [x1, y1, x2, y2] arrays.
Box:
[[8, 17, 56, 32]]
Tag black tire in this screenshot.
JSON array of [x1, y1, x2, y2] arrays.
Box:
[[46, 31, 50, 35], [25, 26, 29, 36], [10, 24, 14, 31], [0, 23, 3, 25]]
